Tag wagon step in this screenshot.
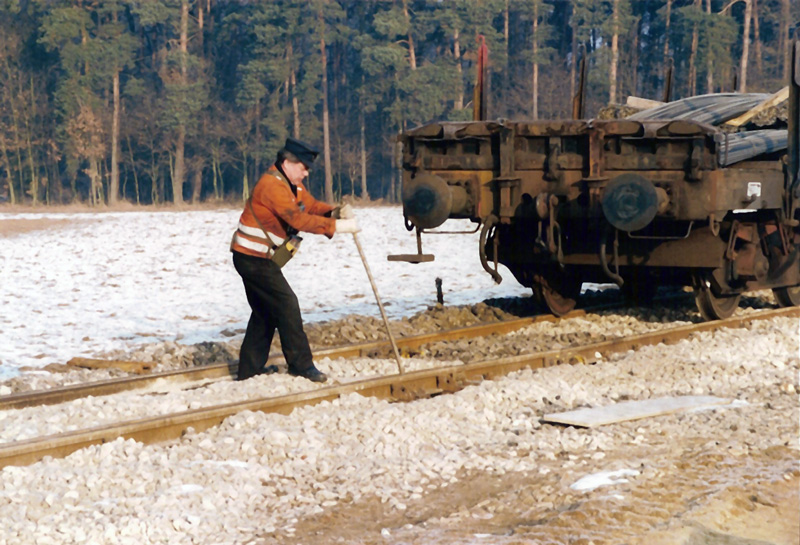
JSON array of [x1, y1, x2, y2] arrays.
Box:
[[387, 253, 435, 263]]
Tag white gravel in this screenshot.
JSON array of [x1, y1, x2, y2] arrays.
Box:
[[1, 316, 797, 545], [0, 306, 770, 444]]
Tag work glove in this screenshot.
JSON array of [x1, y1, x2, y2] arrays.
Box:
[[335, 218, 361, 234], [336, 203, 355, 219]]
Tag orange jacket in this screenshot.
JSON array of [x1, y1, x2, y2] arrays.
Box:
[[231, 166, 335, 258]]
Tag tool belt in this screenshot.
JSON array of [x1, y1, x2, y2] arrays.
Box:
[[270, 235, 302, 268], [237, 197, 302, 268]]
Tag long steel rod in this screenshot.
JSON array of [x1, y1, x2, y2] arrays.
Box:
[[352, 232, 405, 374]]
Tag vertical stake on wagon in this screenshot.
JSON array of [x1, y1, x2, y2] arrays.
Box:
[[351, 232, 405, 374]]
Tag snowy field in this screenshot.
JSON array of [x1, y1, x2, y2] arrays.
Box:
[[0, 206, 532, 377]]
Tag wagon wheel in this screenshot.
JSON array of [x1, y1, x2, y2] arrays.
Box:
[[694, 284, 741, 321], [773, 286, 800, 307], [533, 271, 581, 317]]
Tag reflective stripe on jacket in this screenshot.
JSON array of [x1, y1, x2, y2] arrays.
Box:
[[231, 166, 336, 259]]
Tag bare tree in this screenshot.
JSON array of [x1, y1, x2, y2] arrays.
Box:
[[402, 0, 417, 70], [171, 0, 189, 205], [532, 0, 540, 118], [688, 0, 701, 95], [68, 104, 105, 206], [288, 44, 301, 139], [721, 0, 751, 92], [454, 28, 464, 109], [319, 6, 333, 203], [109, 8, 121, 205], [752, 0, 762, 78], [780, 0, 790, 79], [359, 96, 369, 200], [706, 0, 714, 92], [663, 0, 673, 70], [739, 0, 751, 91], [609, 0, 620, 104]]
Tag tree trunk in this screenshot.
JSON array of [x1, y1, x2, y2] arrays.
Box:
[[739, 0, 751, 92], [172, 0, 189, 205], [125, 134, 140, 204], [211, 154, 219, 202], [454, 29, 463, 109], [191, 167, 202, 203], [609, 0, 620, 105], [174, 132, 186, 204], [632, 19, 640, 96], [332, 44, 341, 201], [663, 0, 672, 70], [109, 7, 121, 205], [532, 1, 539, 119], [43, 160, 51, 205], [688, 0, 701, 96], [397, 128, 403, 203], [388, 137, 395, 204], [780, 0, 790, 79], [25, 76, 38, 205], [0, 133, 15, 204], [196, 0, 204, 54], [320, 13, 333, 202], [241, 153, 249, 201], [706, 0, 714, 92], [504, 0, 509, 49], [402, 0, 417, 70], [570, 23, 577, 104], [89, 158, 101, 206], [253, 101, 261, 183], [110, 70, 120, 204], [360, 101, 369, 200], [1, 55, 23, 202], [504, 0, 510, 92], [289, 44, 301, 139], [752, 0, 762, 78]]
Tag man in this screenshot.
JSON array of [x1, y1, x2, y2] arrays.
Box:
[[231, 137, 359, 382]]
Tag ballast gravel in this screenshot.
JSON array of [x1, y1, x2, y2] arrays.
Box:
[[0, 316, 797, 545], [0, 290, 778, 396], [0, 294, 779, 443]]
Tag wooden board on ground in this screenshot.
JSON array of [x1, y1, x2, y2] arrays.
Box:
[[542, 395, 731, 428], [66, 357, 153, 374]]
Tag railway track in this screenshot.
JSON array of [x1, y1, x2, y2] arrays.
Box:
[[1, 306, 599, 411], [1, 305, 796, 469]]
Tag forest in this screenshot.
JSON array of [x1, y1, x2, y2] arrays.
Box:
[[0, 0, 798, 206]]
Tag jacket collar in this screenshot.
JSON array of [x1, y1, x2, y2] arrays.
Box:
[[270, 165, 298, 197]]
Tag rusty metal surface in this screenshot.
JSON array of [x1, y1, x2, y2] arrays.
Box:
[[400, 83, 798, 314]]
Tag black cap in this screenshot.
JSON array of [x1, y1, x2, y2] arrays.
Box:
[[282, 137, 319, 168]]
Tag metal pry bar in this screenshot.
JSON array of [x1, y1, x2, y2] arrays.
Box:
[[351, 232, 405, 374]]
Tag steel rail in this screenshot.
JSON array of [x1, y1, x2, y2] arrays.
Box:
[[0, 308, 591, 411], [1, 305, 796, 470]]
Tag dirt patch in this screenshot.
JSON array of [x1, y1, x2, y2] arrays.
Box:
[[647, 476, 800, 545], [0, 201, 241, 214], [0, 217, 85, 237], [0, 202, 241, 236], [265, 441, 799, 545]]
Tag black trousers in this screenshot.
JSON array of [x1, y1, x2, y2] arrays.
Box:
[[232, 251, 314, 380]]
